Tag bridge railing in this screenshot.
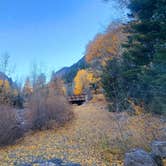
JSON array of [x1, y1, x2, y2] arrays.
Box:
[[67, 94, 87, 104]]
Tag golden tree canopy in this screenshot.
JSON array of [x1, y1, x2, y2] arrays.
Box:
[[0, 79, 11, 92], [85, 25, 123, 65], [74, 69, 95, 95]]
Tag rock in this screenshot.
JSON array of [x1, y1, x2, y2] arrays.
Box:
[[64, 163, 81, 166], [33, 161, 81, 166], [36, 161, 57, 166], [20, 158, 81, 166], [152, 141, 166, 158], [160, 128, 166, 138], [150, 153, 163, 166], [49, 159, 63, 165], [124, 149, 157, 166]]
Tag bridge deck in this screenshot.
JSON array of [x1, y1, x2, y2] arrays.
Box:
[[67, 94, 86, 104]]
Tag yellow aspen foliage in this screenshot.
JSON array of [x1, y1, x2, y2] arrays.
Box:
[[0, 79, 11, 92], [87, 71, 99, 85], [23, 78, 33, 96], [62, 85, 67, 96], [85, 25, 123, 64], [74, 69, 95, 95], [128, 99, 144, 115]]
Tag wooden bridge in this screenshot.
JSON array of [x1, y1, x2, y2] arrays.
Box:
[[67, 94, 87, 105]]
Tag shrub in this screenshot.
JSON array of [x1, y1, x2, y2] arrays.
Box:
[[28, 88, 73, 130], [0, 106, 23, 146], [28, 89, 48, 130], [46, 95, 73, 126]]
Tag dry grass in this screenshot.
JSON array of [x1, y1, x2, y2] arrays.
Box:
[[0, 96, 165, 165]]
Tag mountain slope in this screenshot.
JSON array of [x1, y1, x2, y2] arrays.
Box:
[[53, 57, 89, 83]]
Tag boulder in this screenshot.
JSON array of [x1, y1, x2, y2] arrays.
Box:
[[124, 149, 157, 166], [38, 162, 57, 166], [34, 162, 81, 166], [152, 141, 166, 158], [20, 158, 81, 166]]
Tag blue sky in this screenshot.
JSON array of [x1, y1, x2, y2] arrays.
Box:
[[0, 0, 125, 80]]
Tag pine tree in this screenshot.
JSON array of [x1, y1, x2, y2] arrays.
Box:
[[122, 0, 166, 114], [102, 0, 166, 114], [102, 58, 128, 112]]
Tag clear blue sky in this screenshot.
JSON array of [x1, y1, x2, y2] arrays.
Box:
[[0, 0, 125, 80]]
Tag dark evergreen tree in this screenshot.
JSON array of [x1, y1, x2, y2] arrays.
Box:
[[102, 0, 166, 114], [123, 0, 166, 114], [102, 58, 128, 112]]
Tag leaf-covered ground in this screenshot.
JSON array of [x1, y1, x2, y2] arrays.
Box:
[[0, 95, 165, 166]]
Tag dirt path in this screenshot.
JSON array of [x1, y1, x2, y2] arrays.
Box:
[[0, 99, 113, 166], [0, 96, 165, 166]]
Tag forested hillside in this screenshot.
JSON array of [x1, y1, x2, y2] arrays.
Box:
[[53, 57, 89, 83], [56, 0, 166, 115]]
